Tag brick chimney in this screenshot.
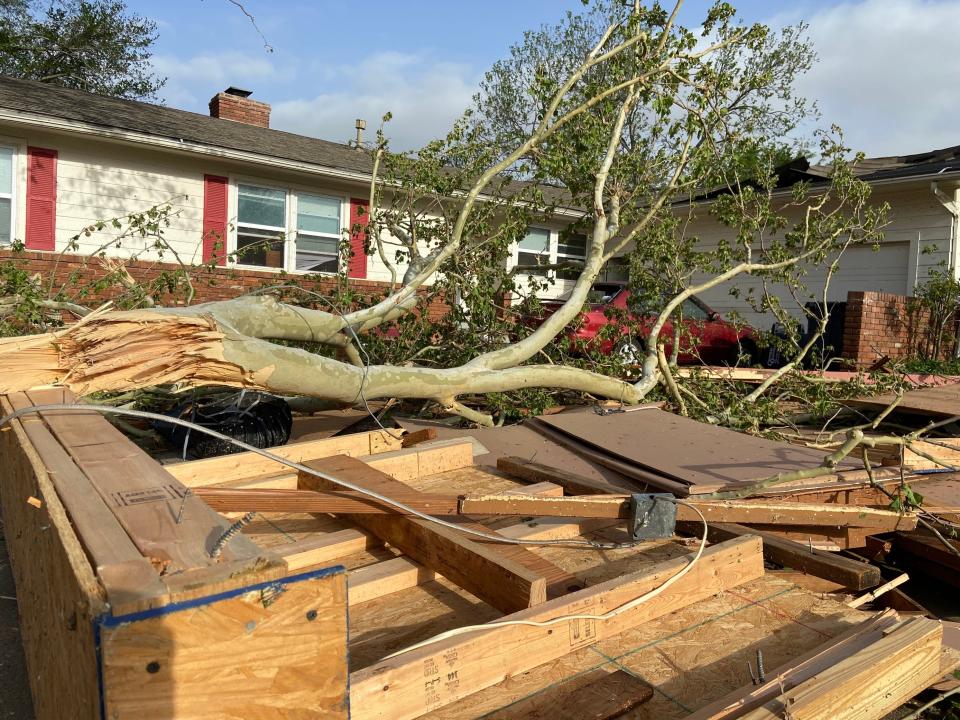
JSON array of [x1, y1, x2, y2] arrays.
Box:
[[209, 87, 270, 128]]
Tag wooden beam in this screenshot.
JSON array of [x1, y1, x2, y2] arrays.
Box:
[[349, 536, 764, 720], [739, 616, 945, 720], [197, 487, 916, 533], [401, 428, 438, 448], [163, 429, 403, 487], [677, 522, 881, 591], [496, 456, 629, 495], [686, 611, 903, 719], [347, 499, 593, 606], [299, 455, 555, 614], [20, 389, 263, 576], [173, 439, 476, 491], [196, 487, 462, 515], [485, 668, 653, 719]]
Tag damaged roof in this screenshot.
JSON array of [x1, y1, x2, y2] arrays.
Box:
[[779, 143, 960, 185]]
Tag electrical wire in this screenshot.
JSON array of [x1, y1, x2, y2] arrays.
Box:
[[0, 403, 670, 550], [381, 500, 709, 660]]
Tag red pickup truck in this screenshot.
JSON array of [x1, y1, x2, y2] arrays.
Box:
[[541, 282, 759, 365]]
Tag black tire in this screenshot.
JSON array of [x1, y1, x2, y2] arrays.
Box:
[[614, 337, 644, 366]]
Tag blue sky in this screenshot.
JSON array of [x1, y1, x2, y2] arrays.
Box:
[[127, 0, 960, 156]]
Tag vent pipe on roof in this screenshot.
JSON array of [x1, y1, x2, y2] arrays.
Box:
[[209, 87, 270, 128], [354, 118, 366, 148]]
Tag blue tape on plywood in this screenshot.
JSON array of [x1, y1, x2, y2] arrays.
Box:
[[93, 563, 348, 719]]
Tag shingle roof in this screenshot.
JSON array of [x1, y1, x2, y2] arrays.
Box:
[[0, 75, 375, 176], [781, 144, 960, 186]]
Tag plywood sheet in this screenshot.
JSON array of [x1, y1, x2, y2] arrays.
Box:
[[533, 408, 859, 494], [395, 418, 638, 490], [849, 382, 960, 418]]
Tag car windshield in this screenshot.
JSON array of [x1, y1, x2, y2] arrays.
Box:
[[587, 283, 624, 305]]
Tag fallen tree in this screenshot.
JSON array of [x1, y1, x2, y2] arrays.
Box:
[[0, 0, 885, 426]]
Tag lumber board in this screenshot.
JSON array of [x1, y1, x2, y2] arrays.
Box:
[[484, 667, 653, 719], [25, 388, 262, 574], [497, 456, 629, 495], [196, 486, 462, 515], [4, 392, 164, 604], [163, 428, 404, 487], [678, 522, 881, 590], [686, 611, 903, 719], [300, 455, 561, 613], [172, 439, 476, 491], [0, 395, 107, 720], [739, 616, 945, 720], [459, 495, 915, 530], [401, 428, 438, 448], [348, 535, 764, 720], [100, 568, 349, 719], [347, 497, 594, 606]]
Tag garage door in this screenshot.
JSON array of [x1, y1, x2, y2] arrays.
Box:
[[817, 241, 909, 300]]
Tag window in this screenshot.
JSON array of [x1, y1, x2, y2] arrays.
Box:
[[0, 147, 12, 245], [295, 193, 340, 272], [599, 256, 629, 283], [517, 227, 550, 276], [236, 183, 286, 268], [556, 232, 587, 280]]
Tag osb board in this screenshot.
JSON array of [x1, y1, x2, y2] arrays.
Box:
[[0, 399, 108, 720], [100, 568, 349, 720], [425, 578, 867, 719], [848, 382, 960, 418]]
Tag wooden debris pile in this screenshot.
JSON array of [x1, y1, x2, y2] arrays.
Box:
[[1, 389, 958, 719]]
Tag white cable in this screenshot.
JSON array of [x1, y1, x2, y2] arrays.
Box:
[[381, 499, 709, 659], [0, 403, 649, 550]]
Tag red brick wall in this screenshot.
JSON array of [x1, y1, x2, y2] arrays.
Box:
[[208, 93, 271, 128], [842, 290, 953, 366], [1, 249, 449, 321]]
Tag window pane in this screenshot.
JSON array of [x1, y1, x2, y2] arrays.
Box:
[[517, 249, 548, 276], [0, 198, 9, 244], [297, 234, 337, 255], [237, 227, 284, 268], [296, 252, 338, 273], [238, 184, 286, 227], [298, 194, 340, 235], [602, 257, 629, 283], [0, 148, 11, 195], [518, 227, 549, 252], [558, 233, 587, 257]]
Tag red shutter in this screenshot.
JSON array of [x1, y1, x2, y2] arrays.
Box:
[[202, 174, 228, 266], [25, 147, 57, 250], [348, 197, 368, 279]]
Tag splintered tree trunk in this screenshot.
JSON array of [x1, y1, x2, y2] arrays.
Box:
[[0, 301, 644, 414]]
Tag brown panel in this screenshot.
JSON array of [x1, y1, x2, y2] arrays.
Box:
[[100, 569, 348, 719]]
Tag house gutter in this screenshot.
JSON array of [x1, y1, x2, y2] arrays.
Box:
[[0, 107, 586, 218]]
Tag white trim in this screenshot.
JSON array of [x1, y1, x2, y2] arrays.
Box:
[[0, 144, 15, 246]]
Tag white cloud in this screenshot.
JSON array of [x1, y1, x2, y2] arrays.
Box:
[[270, 52, 478, 151], [151, 51, 283, 109], [795, 0, 960, 156]]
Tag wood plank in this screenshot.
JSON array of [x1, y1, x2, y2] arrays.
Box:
[[4, 392, 164, 606], [0, 394, 107, 720], [686, 611, 903, 720], [26, 389, 263, 574], [401, 428, 438, 448], [163, 429, 404, 487], [196, 487, 462, 515], [100, 568, 349, 719], [677, 522, 881, 590], [173, 439, 476, 491], [459, 495, 916, 530], [348, 535, 765, 720], [497, 456, 628, 495], [740, 616, 944, 720], [485, 668, 653, 719], [347, 497, 594, 606], [300, 455, 552, 613]]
